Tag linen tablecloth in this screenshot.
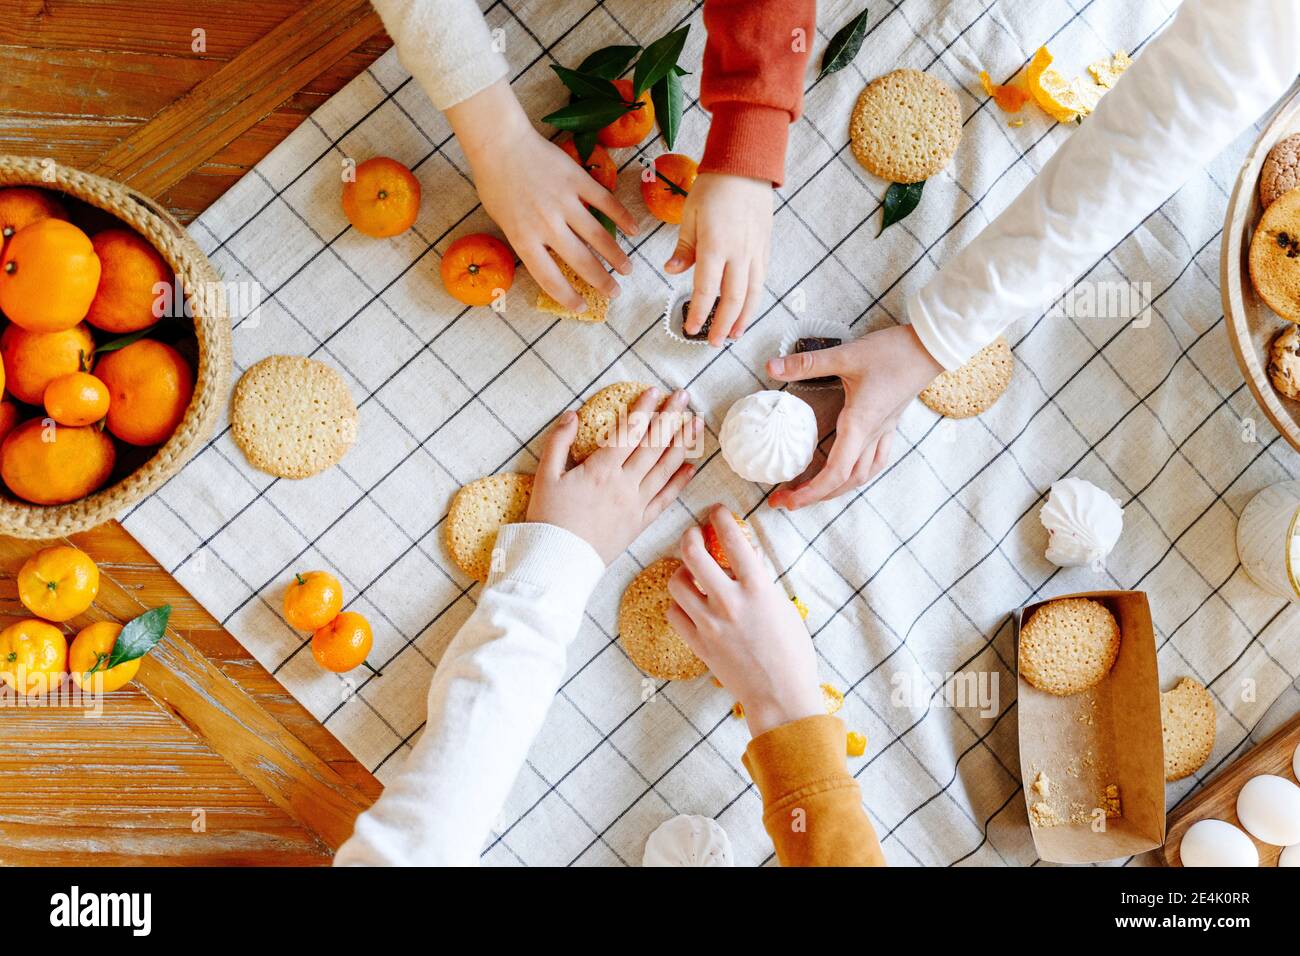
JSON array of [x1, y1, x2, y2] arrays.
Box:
[[123, 0, 1300, 866]]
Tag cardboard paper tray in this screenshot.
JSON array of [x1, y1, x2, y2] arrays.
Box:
[[1014, 590, 1166, 863]]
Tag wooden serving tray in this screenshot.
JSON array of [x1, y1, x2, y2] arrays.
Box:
[[1223, 83, 1300, 454], [1163, 708, 1300, 866]]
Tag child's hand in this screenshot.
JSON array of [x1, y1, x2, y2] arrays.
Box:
[[667, 505, 824, 737], [665, 172, 772, 348], [446, 80, 638, 314], [766, 325, 944, 511], [526, 387, 701, 564]]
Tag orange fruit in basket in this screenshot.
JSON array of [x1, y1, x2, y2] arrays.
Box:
[[44, 370, 110, 427], [559, 138, 619, 192], [18, 545, 100, 622], [439, 233, 515, 307], [69, 620, 139, 693], [85, 229, 170, 334], [0, 187, 68, 257], [311, 610, 373, 673], [342, 157, 421, 238], [0, 618, 67, 696], [94, 339, 193, 446], [0, 322, 96, 405], [1, 418, 116, 505], [598, 79, 655, 149], [283, 570, 344, 631], [641, 153, 698, 225], [0, 402, 19, 445], [0, 218, 102, 332]]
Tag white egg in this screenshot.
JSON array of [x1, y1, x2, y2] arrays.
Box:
[[1280, 843, 1300, 867], [1179, 819, 1258, 867], [1236, 774, 1300, 846]]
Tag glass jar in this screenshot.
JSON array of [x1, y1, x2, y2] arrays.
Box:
[[1236, 479, 1300, 602]]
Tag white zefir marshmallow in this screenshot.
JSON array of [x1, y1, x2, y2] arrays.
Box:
[[720, 390, 818, 484], [1039, 477, 1124, 568], [642, 814, 733, 867]]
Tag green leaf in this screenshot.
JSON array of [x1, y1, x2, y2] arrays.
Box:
[[818, 6, 870, 81], [591, 208, 618, 237], [633, 25, 689, 99], [551, 65, 619, 102], [573, 129, 599, 163], [93, 327, 152, 355], [879, 180, 924, 235], [673, 65, 689, 76], [541, 97, 632, 132], [103, 606, 172, 672], [651, 69, 684, 149], [575, 44, 641, 79]]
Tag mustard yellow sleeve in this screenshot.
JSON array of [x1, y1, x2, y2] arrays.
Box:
[[741, 715, 886, 867]]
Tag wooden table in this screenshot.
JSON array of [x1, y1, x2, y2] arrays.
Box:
[[0, 0, 393, 865]]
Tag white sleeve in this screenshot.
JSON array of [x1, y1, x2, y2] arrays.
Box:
[[370, 0, 509, 111], [333, 522, 605, 866], [908, 0, 1300, 370]]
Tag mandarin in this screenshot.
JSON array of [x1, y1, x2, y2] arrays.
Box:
[[597, 79, 655, 149], [559, 139, 618, 192], [1, 418, 116, 505], [439, 233, 515, 307], [94, 339, 193, 446], [0, 187, 68, 257], [283, 570, 344, 631], [85, 229, 170, 333], [0, 402, 18, 445], [342, 157, 421, 238], [17, 545, 100, 622], [641, 153, 698, 225], [44, 371, 110, 427], [0, 322, 95, 405], [69, 620, 140, 693], [311, 611, 373, 673], [0, 218, 101, 332], [0, 618, 67, 696]]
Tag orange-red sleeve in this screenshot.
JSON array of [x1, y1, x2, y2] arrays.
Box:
[[742, 715, 886, 867], [698, 0, 814, 186]]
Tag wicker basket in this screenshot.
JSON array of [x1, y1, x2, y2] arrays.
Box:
[[0, 156, 232, 539]]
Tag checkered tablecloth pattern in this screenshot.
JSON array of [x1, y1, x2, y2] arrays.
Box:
[[122, 0, 1300, 866]]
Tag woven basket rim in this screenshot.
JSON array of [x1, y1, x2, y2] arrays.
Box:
[[0, 156, 232, 539]]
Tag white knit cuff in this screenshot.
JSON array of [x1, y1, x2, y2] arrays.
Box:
[[487, 522, 605, 606], [906, 288, 973, 372]]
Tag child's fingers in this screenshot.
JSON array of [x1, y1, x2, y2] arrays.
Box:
[[522, 244, 585, 313], [709, 503, 763, 583], [579, 180, 638, 237], [766, 342, 848, 383], [666, 602, 702, 651], [641, 414, 700, 499], [625, 389, 688, 478], [538, 409, 578, 482], [679, 524, 731, 596], [667, 565, 709, 625], [551, 231, 620, 299], [644, 461, 695, 524], [708, 257, 746, 348], [686, 253, 721, 338], [588, 385, 660, 467], [572, 205, 633, 276], [665, 234, 696, 274], [729, 262, 764, 340], [770, 420, 862, 511]]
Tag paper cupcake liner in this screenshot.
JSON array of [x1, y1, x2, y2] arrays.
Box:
[[776, 315, 853, 390], [661, 291, 726, 348]]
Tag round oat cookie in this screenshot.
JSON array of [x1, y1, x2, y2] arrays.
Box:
[[1260, 132, 1300, 209], [1250, 186, 1300, 325], [619, 557, 707, 681], [231, 355, 358, 479], [1161, 676, 1215, 782], [445, 473, 533, 583], [1268, 322, 1300, 400], [849, 69, 962, 184], [1018, 597, 1121, 696], [918, 337, 1014, 418], [571, 381, 651, 462]]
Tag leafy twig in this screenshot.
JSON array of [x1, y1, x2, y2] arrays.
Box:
[[819, 7, 870, 81]]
